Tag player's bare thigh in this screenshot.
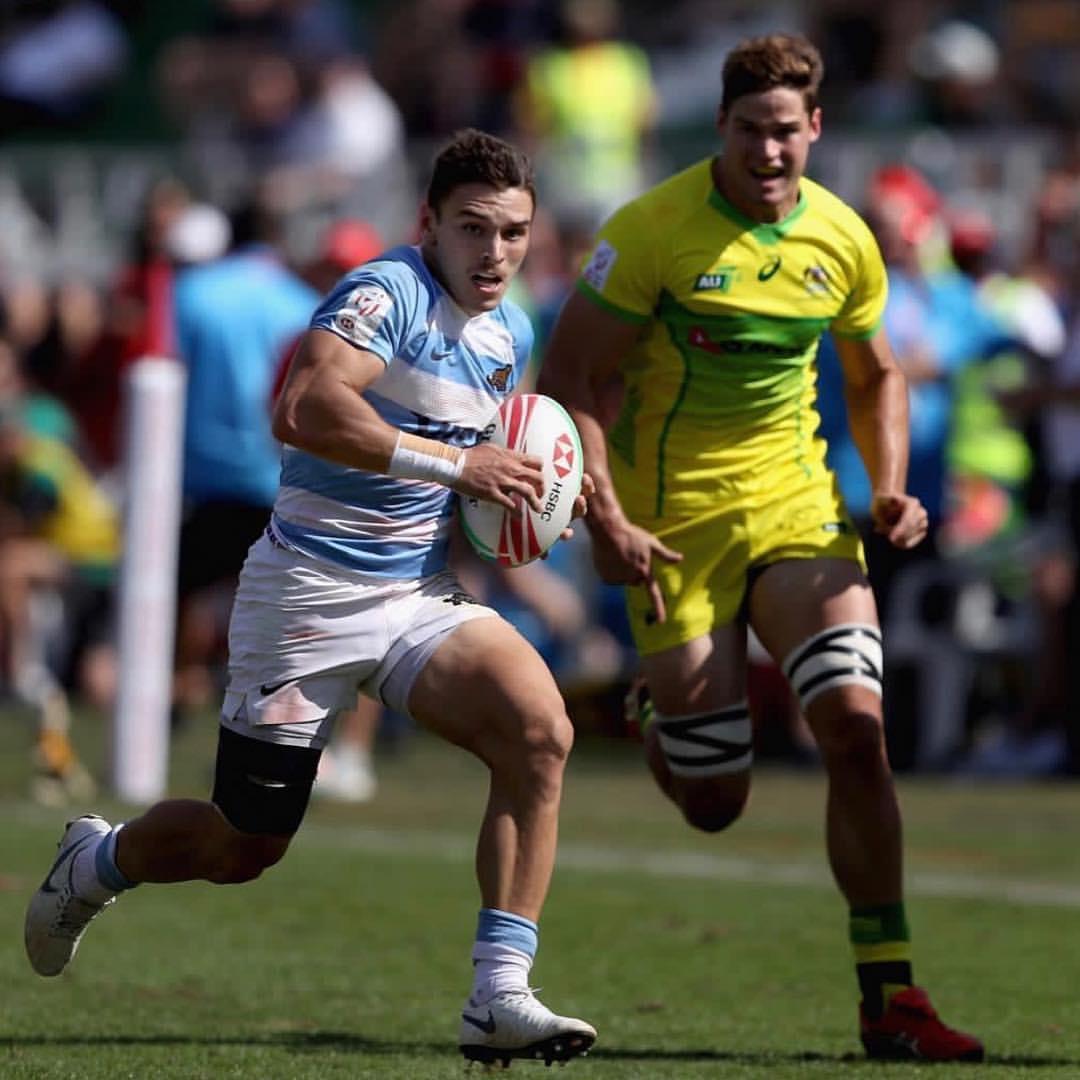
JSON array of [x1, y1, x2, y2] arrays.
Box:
[[750, 557, 877, 640], [407, 615, 573, 765], [639, 623, 747, 714], [748, 557, 883, 732]]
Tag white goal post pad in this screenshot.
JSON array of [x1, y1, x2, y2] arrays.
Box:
[[112, 358, 186, 804]]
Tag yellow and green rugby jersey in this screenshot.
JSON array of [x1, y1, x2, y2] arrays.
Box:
[[575, 158, 886, 521]]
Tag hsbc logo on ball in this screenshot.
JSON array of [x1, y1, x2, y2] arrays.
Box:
[[542, 433, 576, 521], [552, 433, 575, 479]]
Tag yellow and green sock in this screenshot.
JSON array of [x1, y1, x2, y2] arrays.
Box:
[[850, 902, 913, 1019]]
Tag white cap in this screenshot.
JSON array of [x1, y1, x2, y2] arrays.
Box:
[[909, 20, 1000, 84], [165, 204, 231, 264]]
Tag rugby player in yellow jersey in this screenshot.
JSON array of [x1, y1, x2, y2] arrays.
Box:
[[539, 33, 983, 1062]]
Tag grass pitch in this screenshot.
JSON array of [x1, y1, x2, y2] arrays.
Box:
[[1, 708, 1078, 1078]]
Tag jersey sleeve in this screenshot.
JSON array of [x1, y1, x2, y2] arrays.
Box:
[[575, 200, 659, 324], [830, 217, 888, 340], [309, 262, 419, 364]]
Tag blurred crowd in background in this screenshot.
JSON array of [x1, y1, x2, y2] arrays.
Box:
[[1, 0, 1080, 802]]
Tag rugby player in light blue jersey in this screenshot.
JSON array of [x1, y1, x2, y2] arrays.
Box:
[[24, 130, 596, 1069]]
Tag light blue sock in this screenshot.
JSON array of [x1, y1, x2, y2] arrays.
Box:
[[470, 909, 538, 1004], [476, 908, 538, 956], [94, 826, 137, 893]]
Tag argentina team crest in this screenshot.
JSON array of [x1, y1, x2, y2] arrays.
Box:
[[486, 364, 512, 392]]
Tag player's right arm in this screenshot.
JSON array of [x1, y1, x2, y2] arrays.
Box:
[[538, 291, 682, 622], [831, 211, 927, 551], [273, 327, 543, 512], [833, 328, 928, 550]]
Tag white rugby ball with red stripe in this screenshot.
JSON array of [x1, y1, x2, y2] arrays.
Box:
[[461, 393, 583, 567]]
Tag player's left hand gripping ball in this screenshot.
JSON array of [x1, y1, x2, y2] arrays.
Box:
[[461, 394, 584, 566]]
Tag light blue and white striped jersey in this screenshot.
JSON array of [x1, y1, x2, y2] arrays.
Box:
[[269, 244, 533, 578]]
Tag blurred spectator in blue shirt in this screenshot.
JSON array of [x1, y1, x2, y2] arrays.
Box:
[[172, 194, 319, 711]]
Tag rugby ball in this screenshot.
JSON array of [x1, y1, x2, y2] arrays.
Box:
[[460, 393, 583, 567]]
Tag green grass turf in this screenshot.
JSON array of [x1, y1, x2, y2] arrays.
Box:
[[1, 707, 1078, 1077]]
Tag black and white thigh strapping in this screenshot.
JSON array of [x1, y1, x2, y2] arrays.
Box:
[[780, 622, 883, 711], [653, 701, 753, 777]]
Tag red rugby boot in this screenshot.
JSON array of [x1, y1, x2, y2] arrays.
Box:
[[860, 986, 984, 1062]]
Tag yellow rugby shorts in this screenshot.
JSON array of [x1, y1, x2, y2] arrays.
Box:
[[625, 473, 866, 655]]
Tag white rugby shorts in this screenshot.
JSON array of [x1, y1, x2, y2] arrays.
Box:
[[220, 532, 497, 748]]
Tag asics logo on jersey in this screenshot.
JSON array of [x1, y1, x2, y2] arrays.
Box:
[[461, 1009, 497, 1034], [757, 255, 782, 281]]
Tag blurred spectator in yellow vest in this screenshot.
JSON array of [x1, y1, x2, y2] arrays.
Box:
[[514, 0, 656, 225], [0, 403, 120, 803]]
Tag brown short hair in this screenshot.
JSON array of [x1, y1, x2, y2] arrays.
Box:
[[426, 129, 536, 214], [721, 34, 824, 114]]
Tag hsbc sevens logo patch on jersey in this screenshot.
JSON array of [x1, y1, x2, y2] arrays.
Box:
[[582, 240, 617, 291], [333, 285, 392, 346]]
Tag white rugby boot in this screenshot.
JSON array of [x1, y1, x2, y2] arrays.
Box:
[[314, 745, 377, 803], [25, 815, 115, 976], [459, 987, 596, 1066]]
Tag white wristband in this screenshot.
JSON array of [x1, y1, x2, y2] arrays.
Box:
[[387, 432, 465, 485]]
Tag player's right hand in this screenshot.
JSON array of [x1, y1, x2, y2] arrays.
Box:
[[590, 520, 682, 623], [455, 443, 544, 513], [871, 491, 928, 550]]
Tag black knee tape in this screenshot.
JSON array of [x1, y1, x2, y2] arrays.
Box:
[[211, 726, 321, 836]]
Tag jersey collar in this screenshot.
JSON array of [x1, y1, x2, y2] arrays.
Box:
[[707, 175, 809, 245]]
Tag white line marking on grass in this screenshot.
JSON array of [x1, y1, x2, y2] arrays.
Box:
[[302, 824, 1080, 909], [14, 799, 1076, 909]]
